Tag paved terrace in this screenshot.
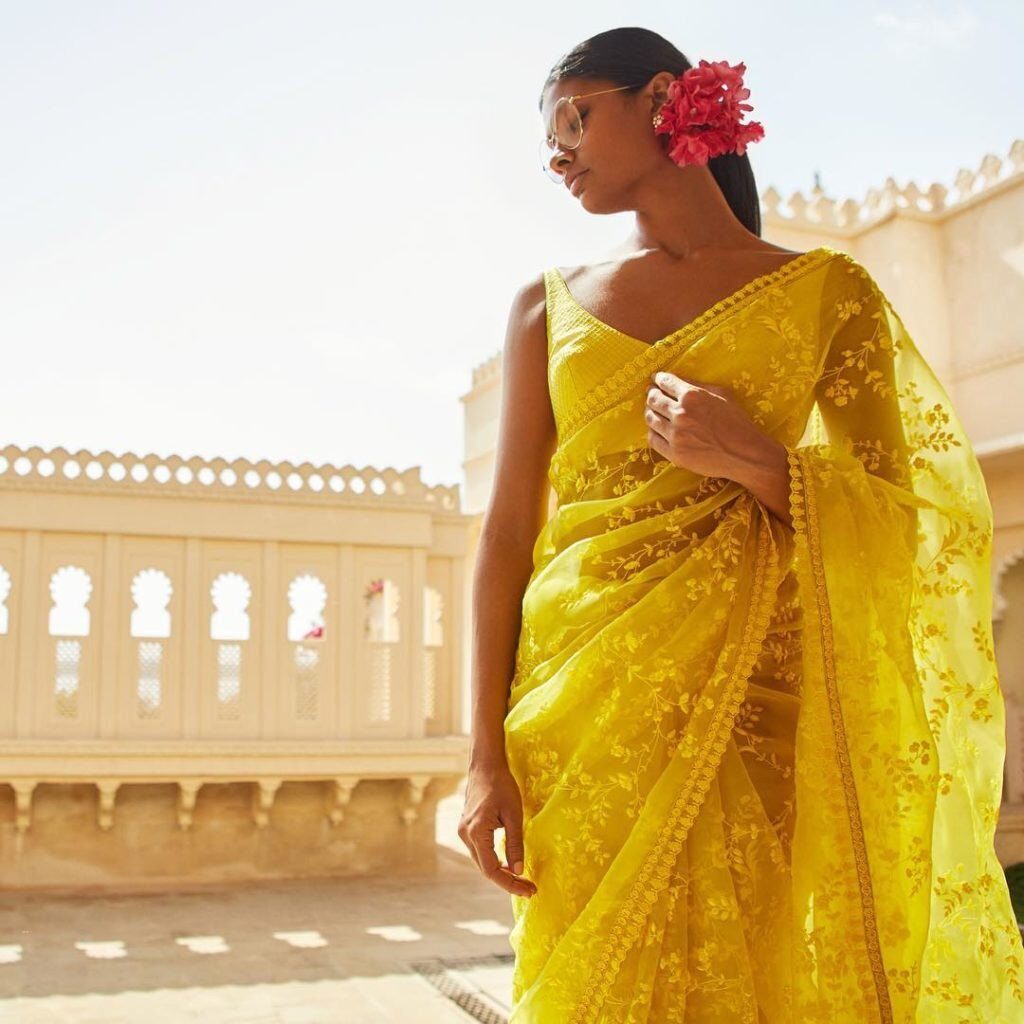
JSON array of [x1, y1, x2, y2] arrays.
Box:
[[0, 781, 517, 1023]]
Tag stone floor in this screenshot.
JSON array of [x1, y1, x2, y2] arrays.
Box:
[[0, 780, 517, 1023]]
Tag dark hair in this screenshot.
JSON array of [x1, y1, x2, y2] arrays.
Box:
[[539, 27, 762, 237]]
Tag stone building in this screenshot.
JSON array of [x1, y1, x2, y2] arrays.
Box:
[[0, 452, 474, 888]]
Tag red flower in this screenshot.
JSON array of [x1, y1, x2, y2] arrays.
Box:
[[653, 59, 765, 167]]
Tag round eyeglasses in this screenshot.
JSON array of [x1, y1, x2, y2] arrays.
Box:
[[538, 84, 636, 182]]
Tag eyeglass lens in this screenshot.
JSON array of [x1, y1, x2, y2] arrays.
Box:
[[539, 98, 582, 180]]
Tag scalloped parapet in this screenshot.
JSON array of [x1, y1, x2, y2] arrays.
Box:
[[762, 137, 1023, 231], [0, 444, 461, 512]]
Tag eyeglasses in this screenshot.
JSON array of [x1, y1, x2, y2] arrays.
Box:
[[538, 84, 636, 182]]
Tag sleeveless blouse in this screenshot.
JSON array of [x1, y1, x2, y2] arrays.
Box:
[[543, 266, 653, 434]]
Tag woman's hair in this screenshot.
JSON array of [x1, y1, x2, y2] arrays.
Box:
[[539, 27, 762, 238]]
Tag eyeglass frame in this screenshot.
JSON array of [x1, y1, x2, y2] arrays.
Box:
[[539, 83, 638, 178]]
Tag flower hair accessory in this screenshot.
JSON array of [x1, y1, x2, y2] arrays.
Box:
[[652, 59, 765, 167]]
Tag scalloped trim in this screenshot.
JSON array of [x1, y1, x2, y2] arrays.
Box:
[[558, 246, 841, 441], [568, 506, 782, 1024], [785, 445, 893, 1022]]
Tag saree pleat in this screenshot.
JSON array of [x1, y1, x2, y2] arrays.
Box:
[[502, 246, 1024, 1022]]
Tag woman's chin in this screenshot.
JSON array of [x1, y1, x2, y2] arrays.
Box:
[[578, 188, 623, 215], [576, 184, 598, 209]]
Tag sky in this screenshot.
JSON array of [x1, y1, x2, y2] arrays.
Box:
[[2, 1, 1021, 494]]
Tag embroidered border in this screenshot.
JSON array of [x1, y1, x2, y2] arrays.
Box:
[[568, 504, 782, 1024], [786, 445, 893, 1023]]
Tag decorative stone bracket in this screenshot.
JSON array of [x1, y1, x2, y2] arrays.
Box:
[[0, 737, 471, 840], [399, 774, 433, 826]]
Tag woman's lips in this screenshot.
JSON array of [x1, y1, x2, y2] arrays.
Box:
[[569, 170, 588, 195]]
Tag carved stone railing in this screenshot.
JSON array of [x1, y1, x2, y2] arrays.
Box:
[[0, 444, 472, 876]]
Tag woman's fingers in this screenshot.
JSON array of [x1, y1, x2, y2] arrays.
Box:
[[457, 769, 536, 897], [491, 863, 537, 897], [502, 815, 525, 877], [466, 820, 536, 897], [474, 832, 536, 896]]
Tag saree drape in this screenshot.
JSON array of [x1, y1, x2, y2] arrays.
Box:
[[501, 245, 1024, 1023]]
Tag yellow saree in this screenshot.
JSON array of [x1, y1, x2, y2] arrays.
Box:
[[501, 246, 1024, 1023]]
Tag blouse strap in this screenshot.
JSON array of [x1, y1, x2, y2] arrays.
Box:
[[542, 267, 571, 353]]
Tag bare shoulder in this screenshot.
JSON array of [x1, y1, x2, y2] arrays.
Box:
[[511, 271, 546, 313], [504, 272, 547, 347], [484, 272, 556, 548], [750, 241, 807, 258], [707, 243, 832, 284], [731, 241, 814, 267], [498, 270, 555, 410]]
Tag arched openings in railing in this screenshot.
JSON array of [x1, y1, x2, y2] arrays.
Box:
[[364, 577, 400, 724], [130, 568, 173, 720], [48, 565, 92, 720], [423, 585, 444, 724], [210, 571, 251, 722], [287, 573, 327, 722], [4, 553, 451, 734]]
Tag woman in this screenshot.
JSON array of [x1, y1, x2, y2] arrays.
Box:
[[458, 26, 1024, 1023]]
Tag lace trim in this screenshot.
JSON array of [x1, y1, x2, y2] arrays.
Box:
[[785, 445, 894, 1023], [558, 246, 840, 442], [568, 503, 782, 1024]]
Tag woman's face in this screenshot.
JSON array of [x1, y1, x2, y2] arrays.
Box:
[[539, 74, 672, 213]]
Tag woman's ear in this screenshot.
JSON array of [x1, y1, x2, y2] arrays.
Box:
[[646, 70, 674, 118]]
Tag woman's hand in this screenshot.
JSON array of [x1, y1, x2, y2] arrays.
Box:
[[644, 370, 793, 526], [644, 370, 765, 477], [458, 759, 537, 899]]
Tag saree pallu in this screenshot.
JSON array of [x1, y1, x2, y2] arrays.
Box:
[[501, 246, 1024, 1023]]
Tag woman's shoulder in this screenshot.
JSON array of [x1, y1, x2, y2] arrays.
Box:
[[818, 247, 890, 302], [509, 270, 548, 315], [814, 250, 912, 346]]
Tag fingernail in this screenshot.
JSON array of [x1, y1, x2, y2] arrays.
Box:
[[513, 860, 523, 874]]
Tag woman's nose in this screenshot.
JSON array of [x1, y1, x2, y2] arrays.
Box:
[[550, 151, 571, 179]]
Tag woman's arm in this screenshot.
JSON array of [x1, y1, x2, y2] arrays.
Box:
[[459, 274, 553, 898], [469, 272, 556, 767]]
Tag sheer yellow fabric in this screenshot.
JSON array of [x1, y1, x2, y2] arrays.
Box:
[[501, 246, 1024, 1023]]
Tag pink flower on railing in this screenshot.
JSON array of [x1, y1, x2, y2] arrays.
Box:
[[303, 624, 324, 639], [364, 578, 385, 601]]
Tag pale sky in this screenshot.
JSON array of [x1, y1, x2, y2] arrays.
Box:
[[2, 1, 1020, 493]]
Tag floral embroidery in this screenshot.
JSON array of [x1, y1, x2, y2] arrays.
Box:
[[502, 248, 1024, 1023]]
